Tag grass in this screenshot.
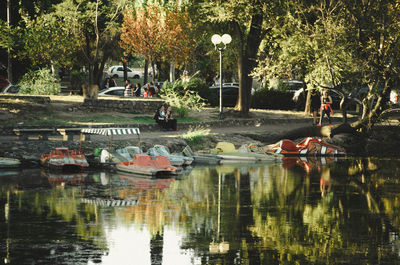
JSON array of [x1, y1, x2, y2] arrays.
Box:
[[181, 125, 211, 146]]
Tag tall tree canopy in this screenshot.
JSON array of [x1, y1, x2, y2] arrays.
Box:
[[254, 0, 400, 132], [202, 0, 286, 116], [120, 3, 194, 82]]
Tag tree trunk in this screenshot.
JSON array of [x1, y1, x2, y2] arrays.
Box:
[[234, 14, 264, 116], [169, 60, 175, 82], [123, 61, 127, 81], [304, 83, 311, 114], [144, 59, 148, 85]]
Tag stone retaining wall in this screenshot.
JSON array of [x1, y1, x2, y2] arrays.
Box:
[[83, 98, 164, 113]]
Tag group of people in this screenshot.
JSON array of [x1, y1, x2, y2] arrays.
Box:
[[124, 80, 142, 97], [125, 80, 160, 97], [154, 105, 177, 131], [310, 89, 333, 126], [101, 77, 117, 90]]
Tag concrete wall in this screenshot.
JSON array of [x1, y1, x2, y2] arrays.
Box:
[[83, 98, 164, 113]]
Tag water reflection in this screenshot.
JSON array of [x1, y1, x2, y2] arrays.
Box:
[[0, 159, 400, 264]]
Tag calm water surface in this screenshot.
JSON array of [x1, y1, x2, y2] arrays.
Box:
[[1, 157, 400, 265]]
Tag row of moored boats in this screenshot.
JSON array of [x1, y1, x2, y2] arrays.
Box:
[[0, 137, 347, 177]]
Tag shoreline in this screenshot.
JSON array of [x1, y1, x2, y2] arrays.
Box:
[[1, 122, 399, 166]]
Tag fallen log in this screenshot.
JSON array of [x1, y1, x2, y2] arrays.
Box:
[[279, 123, 358, 140]]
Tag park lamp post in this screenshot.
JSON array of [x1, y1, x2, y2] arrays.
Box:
[[211, 34, 232, 120]]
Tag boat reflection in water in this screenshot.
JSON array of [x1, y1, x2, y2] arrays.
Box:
[[1, 159, 400, 264], [41, 170, 87, 186]]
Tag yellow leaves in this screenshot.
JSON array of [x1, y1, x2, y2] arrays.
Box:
[[120, 3, 194, 63]]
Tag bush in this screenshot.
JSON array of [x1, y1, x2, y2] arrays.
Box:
[[19, 68, 61, 95], [181, 125, 211, 146], [184, 78, 212, 101], [70, 70, 87, 92], [251, 88, 295, 110], [159, 77, 206, 118]]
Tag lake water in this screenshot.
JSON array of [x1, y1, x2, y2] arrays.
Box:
[[1, 157, 400, 265]]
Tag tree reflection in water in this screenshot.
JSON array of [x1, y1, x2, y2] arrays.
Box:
[[1, 158, 400, 264]]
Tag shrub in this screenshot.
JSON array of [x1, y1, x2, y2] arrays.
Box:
[[184, 77, 212, 101], [19, 68, 61, 95], [70, 70, 87, 92], [250, 88, 295, 110], [159, 77, 206, 118], [181, 125, 211, 146]]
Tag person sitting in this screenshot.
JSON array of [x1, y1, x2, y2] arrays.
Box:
[[166, 106, 177, 131], [153, 105, 167, 131]]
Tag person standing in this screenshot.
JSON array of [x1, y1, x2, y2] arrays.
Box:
[[318, 90, 333, 126], [134, 83, 141, 97], [109, 77, 117, 87], [124, 79, 133, 96], [144, 83, 150, 98], [148, 82, 156, 97], [310, 89, 321, 125]]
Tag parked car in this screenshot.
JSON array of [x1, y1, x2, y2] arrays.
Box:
[[107, 66, 142, 79], [209, 85, 238, 107], [1, 84, 20, 94], [223, 82, 239, 87], [98, 87, 125, 97]]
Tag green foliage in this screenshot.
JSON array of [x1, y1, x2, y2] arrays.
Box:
[[70, 70, 87, 90], [0, 20, 15, 50], [158, 77, 206, 118], [181, 125, 211, 146], [250, 88, 294, 110], [18, 68, 61, 95], [183, 77, 212, 100]]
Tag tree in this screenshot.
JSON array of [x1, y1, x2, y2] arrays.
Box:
[[163, 6, 194, 82], [120, 3, 194, 83], [254, 0, 400, 134], [47, 0, 127, 98], [202, 0, 286, 116], [120, 4, 165, 83], [21, 13, 81, 73]]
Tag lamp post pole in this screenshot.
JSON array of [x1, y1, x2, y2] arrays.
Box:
[[211, 34, 231, 120], [218, 48, 223, 120]]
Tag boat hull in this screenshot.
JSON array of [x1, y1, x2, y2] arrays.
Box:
[[41, 148, 89, 172], [0, 157, 21, 168], [116, 155, 177, 177], [263, 138, 346, 156]]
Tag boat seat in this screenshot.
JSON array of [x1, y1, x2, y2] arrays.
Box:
[[214, 142, 237, 153], [280, 139, 298, 152]]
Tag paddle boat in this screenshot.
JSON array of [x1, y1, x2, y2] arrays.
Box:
[[116, 154, 178, 176], [116, 146, 144, 161], [147, 145, 193, 166], [0, 157, 21, 168], [40, 147, 89, 171], [181, 146, 221, 165], [263, 137, 346, 156], [206, 142, 281, 163]]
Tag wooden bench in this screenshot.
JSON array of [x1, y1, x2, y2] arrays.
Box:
[[13, 128, 55, 140], [57, 128, 90, 142]]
